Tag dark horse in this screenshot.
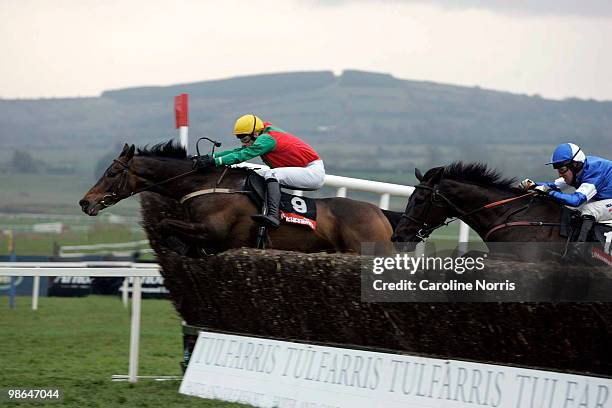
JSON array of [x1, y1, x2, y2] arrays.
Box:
[[79, 142, 394, 255], [391, 163, 568, 260]]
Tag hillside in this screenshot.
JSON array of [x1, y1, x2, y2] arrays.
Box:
[[1, 70, 611, 181]]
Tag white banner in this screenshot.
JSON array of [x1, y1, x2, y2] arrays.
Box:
[[180, 331, 611, 408]]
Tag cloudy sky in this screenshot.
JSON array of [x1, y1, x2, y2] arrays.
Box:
[[1, 0, 611, 100]]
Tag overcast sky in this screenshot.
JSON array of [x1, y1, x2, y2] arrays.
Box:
[[1, 0, 611, 100]]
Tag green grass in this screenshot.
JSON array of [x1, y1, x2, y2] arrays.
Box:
[[0, 295, 249, 407], [0, 224, 148, 257]]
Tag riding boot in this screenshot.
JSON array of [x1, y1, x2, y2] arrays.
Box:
[[251, 178, 281, 229], [565, 215, 596, 261]]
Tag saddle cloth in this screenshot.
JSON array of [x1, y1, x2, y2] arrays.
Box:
[[245, 172, 317, 230], [591, 226, 612, 266], [557, 207, 612, 266]]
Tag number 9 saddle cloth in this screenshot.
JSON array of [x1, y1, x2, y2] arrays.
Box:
[[245, 172, 317, 230]]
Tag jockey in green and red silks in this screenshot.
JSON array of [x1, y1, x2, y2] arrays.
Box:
[[194, 114, 325, 229]]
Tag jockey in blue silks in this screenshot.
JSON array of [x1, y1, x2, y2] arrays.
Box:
[[518, 143, 612, 253]]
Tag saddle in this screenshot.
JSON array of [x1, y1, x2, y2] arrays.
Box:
[[244, 172, 317, 230]]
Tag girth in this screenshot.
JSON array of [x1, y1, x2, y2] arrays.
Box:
[[179, 188, 242, 204]]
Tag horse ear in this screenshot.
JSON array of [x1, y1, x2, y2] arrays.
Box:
[[120, 143, 130, 155], [126, 144, 136, 159], [415, 168, 424, 182]]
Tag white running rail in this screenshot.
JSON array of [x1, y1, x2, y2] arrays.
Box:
[[0, 262, 160, 384], [59, 240, 154, 258]]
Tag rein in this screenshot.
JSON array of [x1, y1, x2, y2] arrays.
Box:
[[483, 221, 561, 240], [132, 169, 198, 195], [404, 183, 549, 240]]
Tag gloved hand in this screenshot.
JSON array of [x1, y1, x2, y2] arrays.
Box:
[[518, 179, 536, 190], [192, 155, 216, 172], [534, 185, 551, 194]]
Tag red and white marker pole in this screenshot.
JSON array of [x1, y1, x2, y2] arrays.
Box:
[[174, 93, 189, 151]]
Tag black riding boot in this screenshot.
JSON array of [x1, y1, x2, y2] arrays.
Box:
[[251, 178, 281, 229], [565, 215, 596, 261]]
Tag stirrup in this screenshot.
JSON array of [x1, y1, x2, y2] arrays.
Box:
[[251, 214, 280, 229]]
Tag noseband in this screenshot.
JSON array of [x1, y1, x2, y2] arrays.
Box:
[[99, 159, 131, 209]]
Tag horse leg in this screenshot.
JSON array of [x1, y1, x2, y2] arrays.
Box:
[[156, 218, 226, 256], [159, 218, 217, 241]]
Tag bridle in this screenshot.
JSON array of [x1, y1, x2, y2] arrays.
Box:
[[98, 159, 132, 209], [98, 157, 197, 209], [401, 184, 455, 240], [401, 183, 543, 241]]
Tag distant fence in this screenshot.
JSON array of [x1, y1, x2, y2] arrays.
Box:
[[58, 240, 153, 258]]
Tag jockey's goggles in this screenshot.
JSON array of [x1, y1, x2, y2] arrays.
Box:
[[552, 158, 576, 174], [237, 134, 253, 143], [556, 165, 571, 175]]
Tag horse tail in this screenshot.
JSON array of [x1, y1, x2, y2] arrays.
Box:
[[381, 209, 403, 230]]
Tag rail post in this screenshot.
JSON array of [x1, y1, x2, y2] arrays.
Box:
[[128, 276, 142, 383], [458, 221, 470, 256], [8, 230, 16, 309]]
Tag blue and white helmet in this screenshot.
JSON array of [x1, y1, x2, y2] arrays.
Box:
[[547, 143, 586, 168]]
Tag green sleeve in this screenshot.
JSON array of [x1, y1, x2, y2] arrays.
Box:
[[214, 134, 276, 165], [214, 146, 244, 158]]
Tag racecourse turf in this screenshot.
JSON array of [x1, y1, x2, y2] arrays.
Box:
[[0, 295, 248, 407]]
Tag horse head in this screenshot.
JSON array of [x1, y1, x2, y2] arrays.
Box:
[[79, 144, 136, 216], [391, 166, 454, 249]]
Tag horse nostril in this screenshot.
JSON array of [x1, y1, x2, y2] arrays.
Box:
[[79, 199, 89, 208]]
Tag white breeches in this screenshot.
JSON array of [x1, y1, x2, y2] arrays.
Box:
[[255, 160, 325, 190], [575, 199, 612, 222]]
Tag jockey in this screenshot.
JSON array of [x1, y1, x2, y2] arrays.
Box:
[[194, 114, 325, 229], [519, 143, 612, 247]]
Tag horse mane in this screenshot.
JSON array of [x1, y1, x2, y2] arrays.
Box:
[[136, 140, 187, 159], [134, 139, 252, 177], [438, 162, 517, 191]]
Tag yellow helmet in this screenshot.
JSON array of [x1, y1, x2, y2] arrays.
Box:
[[234, 114, 264, 137]]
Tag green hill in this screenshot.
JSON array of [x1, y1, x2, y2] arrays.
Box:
[[1, 69, 611, 183]]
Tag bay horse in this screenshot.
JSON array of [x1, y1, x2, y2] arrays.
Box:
[[79, 142, 394, 255], [391, 163, 568, 261]]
